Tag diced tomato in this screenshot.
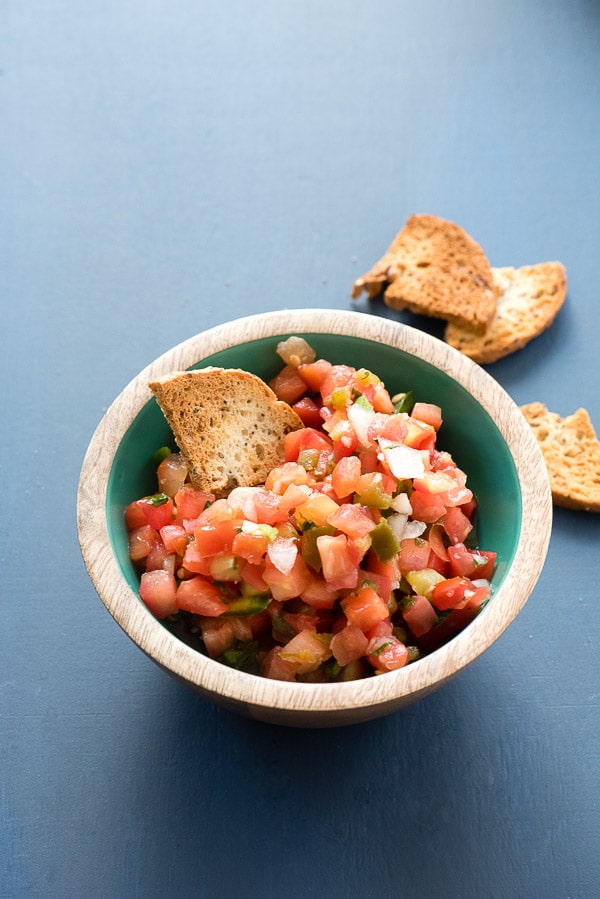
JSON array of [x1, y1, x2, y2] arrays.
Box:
[[269, 364, 308, 404], [366, 635, 409, 672], [297, 358, 333, 392], [330, 624, 369, 666], [278, 629, 331, 675], [431, 576, 476, 611], [128, 525, 159, 562], [159, 523, 188, 556], [447, 543, 496, 581], [319, 365, 356, 404], [330, 454, 361, 499], [239, 560, 269, 592], [138, 496, 174, 531], [174, 485, 214, 523], [145, 541, 175, 573], [342, 584, 389, 632], [397, 538, 431, 575], [175, 577, 229, 616], [412, 402, 442, 431], [181, 541, 213, 575], [156, 453, 188, 497], [232, 530, 269, 565], [265, 462, 310, 495], [139, 569, 178, 619], [442, 507, 473, 545], [317, 534, 360, 590], [262, 554, 312, 601], [292, 396, 323, 428], [125, 501, 147, 530], [199, 618, 236, 658], [409, 488, 447, 523], [402, 594, 438, 637], [295, 493, 340, 528], [193, 518, 243, 557], [284, 427, 334, 463], [370, 383, 395, 414], [327, 503, 376, 539], [262, 647, 297, 681], [300, 572, 340, 609]]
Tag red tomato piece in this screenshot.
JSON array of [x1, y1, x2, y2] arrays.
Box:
[[319, 364, 356, 404], [292, 396, 323, 428], [402, 594, 438, 637], [442, 506, 473, 545], [156, 453, 188, 497], [366, 635, 409, 672], [297, 358, 333, 392], [447, 543, 496, 581], [128, 525, 159, 562], [174, 485, 214, 523], [139, 569, 178, 619], [317, 534, 360, 590], [269, 365, 309, 404], [160, 523, 188, 556], [175, 577, 229, 616], [138, 496, 175, 531], [431, 576, 475, 611], [125, 501, 147, 530], [199, 619, 235, 658], [284, 427, 334, 463], [327, 503, 376, 539], [330, 624, 369, 666], [193, 519, 244, 557], [397, 538, 431, 575], [412, 402, 442, 431], [262, 554, 312, 601], [330, 454, 361, 499], [342, 584, 389, 632], [232, 530, 269, 565], [409, 488, 447, 523]]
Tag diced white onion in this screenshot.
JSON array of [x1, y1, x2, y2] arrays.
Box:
[[347, 402, 376, 446], [376, 440, 426, 479], [392, 492, 412, 514], [402, 520, 427, 539]]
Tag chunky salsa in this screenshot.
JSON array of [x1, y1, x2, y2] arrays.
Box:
[[125, 338, 496, 682]]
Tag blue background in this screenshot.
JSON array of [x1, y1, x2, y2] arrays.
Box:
[[3, 2, 600, 897]]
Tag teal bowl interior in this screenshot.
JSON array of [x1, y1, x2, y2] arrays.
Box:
[[107, 332, 521, 634]]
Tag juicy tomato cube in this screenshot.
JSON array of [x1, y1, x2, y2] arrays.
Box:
[[269, 365, 308, 404], [402, 594, 438, 637], [175, 577, 229, 616], [330, 624, 369, 666], [342, 584, 389, 632], [317, 534, 360, 590], [139, 569, 178, 619], [366, 635, 409, 672], [447, 543, 496, 581], [292, 396, 324, 428]]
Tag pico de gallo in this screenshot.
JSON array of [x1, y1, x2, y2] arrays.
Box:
[[125, 337, 496, 682]]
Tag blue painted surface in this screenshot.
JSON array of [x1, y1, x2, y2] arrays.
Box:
[[2, 2, 600, 896]]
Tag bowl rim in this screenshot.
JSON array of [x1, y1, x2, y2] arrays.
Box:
[[77, 308, 552, 718]]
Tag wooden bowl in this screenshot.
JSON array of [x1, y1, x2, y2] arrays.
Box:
[[77, 309, 552, 727]]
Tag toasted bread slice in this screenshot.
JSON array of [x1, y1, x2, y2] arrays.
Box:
[[520, 402, 600, 512], [445, 262, 567, 363], [351, 214, 498, 331], [149, 368, 303, 496]]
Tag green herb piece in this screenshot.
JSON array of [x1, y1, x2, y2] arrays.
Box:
[[220, 642, 260, 674], [152, 447, 173, 465], [393, 391, 414, 414], [147, 492, 169, 506]]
